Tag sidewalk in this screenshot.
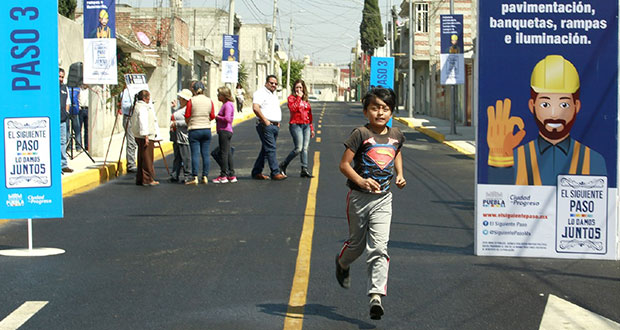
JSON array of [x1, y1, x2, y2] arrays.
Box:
[[60, 105, 257, 198], [394, 114, 476, 158]]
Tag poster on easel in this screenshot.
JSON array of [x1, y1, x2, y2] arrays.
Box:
[[475, 0, 619, 260]]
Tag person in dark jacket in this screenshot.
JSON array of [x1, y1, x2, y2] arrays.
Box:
[[59, 68, 73, 173]]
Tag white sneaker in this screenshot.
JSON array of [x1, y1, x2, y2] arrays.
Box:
[[369, 294, 384, 320], [212, 176, 229, 184]]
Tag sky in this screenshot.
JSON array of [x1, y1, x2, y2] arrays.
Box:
[[106, 0, 399, 66]]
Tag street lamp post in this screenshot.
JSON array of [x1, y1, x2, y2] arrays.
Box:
[[286, 17, 292, 96], [450, 0, 457, 134], [269, 0, 278, 74], [408, 0, 413, 118]]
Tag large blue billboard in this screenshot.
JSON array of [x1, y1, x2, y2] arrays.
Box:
[[478, 0, 618, 188], [0, 2, 63, 219], [476, 0, 619, 259]]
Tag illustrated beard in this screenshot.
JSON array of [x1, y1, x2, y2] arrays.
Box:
[[534, 111, 576, 142]]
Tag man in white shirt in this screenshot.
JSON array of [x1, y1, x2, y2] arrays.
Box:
[[78, 84, 89, 150], [251, 75, 286, 180]]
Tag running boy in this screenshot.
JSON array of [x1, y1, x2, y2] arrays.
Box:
[[335, 87, 406, 320]]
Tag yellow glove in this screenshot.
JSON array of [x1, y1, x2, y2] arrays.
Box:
[[487, 98, 526, 167]]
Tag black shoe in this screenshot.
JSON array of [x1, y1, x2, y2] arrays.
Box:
[[279, 164, 287, 176], [369, 297, 384, 320], [168, 176, 179, 183], [335, 255, 350, 288], [300, 167, 313, 178], [61, 167, 74, 173]]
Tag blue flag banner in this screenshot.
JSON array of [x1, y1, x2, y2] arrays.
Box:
[[223, 34, 239, 61], [440, 15, 464, 85], [370, 57, 395, 126], [83, 0, 117, 84], [369, 57, 395, 89], [475, 0, 619, 259], [0, 2, 63, 219]]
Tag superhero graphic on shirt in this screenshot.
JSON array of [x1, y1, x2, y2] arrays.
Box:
[[345, 125, 405, 193]]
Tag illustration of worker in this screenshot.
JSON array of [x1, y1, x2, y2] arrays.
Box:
[[227, 48, 237, 61], [486, 55, 607, 185], [448, 34, 461, 54], [90, 9, 112, 38]]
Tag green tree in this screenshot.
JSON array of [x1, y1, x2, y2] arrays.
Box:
[[58, 0, 77, 19], [238, 62, 249, 88], [359, 0, 385, 55], [280, 60, 305, 93]]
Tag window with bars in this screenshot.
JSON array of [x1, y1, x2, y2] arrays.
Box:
[[415, 3, 429, 33]]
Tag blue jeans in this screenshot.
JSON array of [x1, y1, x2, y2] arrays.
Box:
[[188, 129, 211, 178], [60, 121, 68, 168], [252, 123, 280, 176], [283, 124, 311, 168]]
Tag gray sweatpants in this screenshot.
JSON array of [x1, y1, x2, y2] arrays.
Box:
[[338, 189, 392, 296]]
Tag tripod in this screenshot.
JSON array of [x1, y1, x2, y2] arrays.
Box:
[[66, 115, 95, 162], [67, 87, 94, 163]]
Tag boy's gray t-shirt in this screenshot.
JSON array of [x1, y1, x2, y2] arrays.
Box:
[[344, 124, 405, 193]]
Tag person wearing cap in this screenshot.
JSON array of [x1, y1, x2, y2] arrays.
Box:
[[184, 81, 215, 184], [487, 55, 607, 185], [448, 34, 461, 54], [169, 89, 193, 183]]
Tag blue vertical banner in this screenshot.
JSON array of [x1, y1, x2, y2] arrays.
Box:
[[476, 0, 618, 259], [440, 14, 464, 85], [370, 57, 395, 126], [0, 1, 63, 219], [222, 34, 239, 61], [83, 0, 117, 84], [369, 56, 395, 89]]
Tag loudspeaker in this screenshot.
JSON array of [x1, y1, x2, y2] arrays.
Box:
[[67, 62, 83, 87]]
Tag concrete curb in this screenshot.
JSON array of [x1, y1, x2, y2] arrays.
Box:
[[394, 117, 474, 159], [61, 142, 174, 198]]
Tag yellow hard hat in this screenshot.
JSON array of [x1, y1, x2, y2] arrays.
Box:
[[99, 9, 109, 19], [530, 55, 579, 93], [451, 34, 458, 41]]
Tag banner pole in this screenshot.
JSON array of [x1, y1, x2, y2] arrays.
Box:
[[28, 219, 33, 251]]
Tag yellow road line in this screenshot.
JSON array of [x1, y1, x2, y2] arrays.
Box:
[[316, 137, 321, 143], [283, 152, 320, 330]]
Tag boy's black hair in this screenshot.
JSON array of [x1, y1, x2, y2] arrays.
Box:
[[362, 87, 396, 111]]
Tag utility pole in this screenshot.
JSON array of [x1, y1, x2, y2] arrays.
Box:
[[269, 0, 278, 74], [348, 61, 352, 102], [227, 0, 235, 91], [408, 0, 413, 118], [450, 0, 457, 134], [228, 0, 235, 35], [286, 17, 292, 96]]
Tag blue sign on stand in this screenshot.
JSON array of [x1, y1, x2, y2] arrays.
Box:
[[369, 56, 395, 126], [0, 2, 63, 219]]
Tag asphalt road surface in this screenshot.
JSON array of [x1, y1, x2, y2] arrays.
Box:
[[0, 101, 618, 329]]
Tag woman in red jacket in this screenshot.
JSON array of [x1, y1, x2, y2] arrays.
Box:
[[279, 79, 315, 177]]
